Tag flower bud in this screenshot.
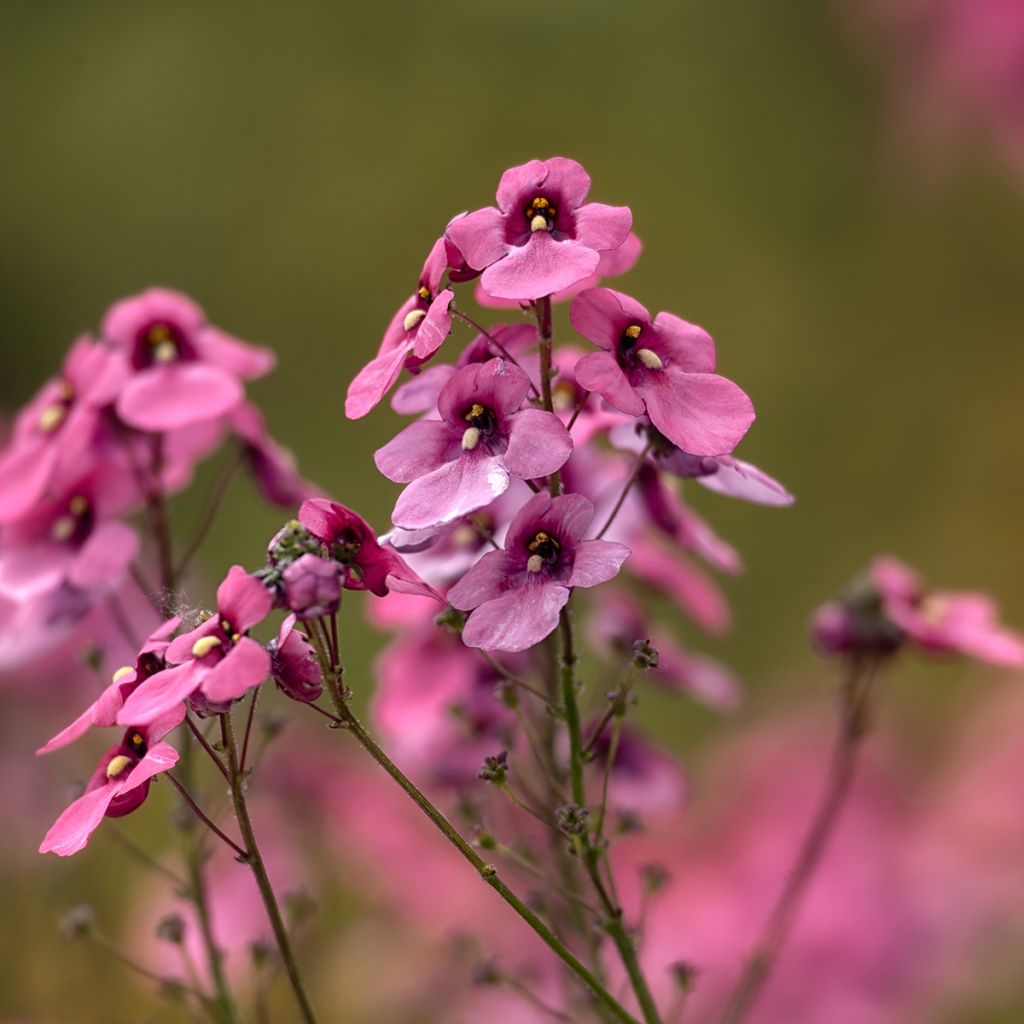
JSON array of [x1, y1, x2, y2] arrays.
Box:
[[269, 617, 324, 704], [282, 553, 341, 620]]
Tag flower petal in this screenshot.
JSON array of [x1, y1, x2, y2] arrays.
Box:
[[68, 521, 139, 592], [375, 420, 458, 483], [391, 456, 510, 530], [201, 637, 270, 704], [117, 662, 202, 727], [654, 312, 717, 373], [502, 408, 573, 479], [461, 583, 569, 652], [216, 566, 273, 632], [447, 549, 516, 610], [445, 207, 509, 271], [117, 364, 243, 431], [40, 784, 120, 856], [573, 202, 632, 253], [574, 351, 646, 416], [480, 234, 599, 302], [345, 344, 411, 420], [567, 540, 630, 588]]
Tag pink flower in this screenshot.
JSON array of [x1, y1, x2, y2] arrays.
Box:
[[0, 461, 139, 603], [475, 230, 644, 309], [375, 358, 573, 530], [571, 288, 755, 457], [298, 498, 441, 601], [448, 492, 630, 652], [116, 566, 273, 726], [346, 236, 454, 419], [102, 287, 274, 432], [229, 402, 319, 508], [39, 724, 179, 856], [37, 617, 182, 754], [269, 615, 323, 703], [0, 335, 127, 523], [873, 557, 1024, 666], [446, 158, 632, 301], [282, 552, 340, 619]]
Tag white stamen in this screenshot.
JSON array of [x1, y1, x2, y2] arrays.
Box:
[[106, 754, 133, 779], [38, 404, 66, 432], [51, 516, 75, 542], [637, 348, 663, 370], [152, 340, 177, 363], [530, 214, 549, 233], [403, 308, 427, 332], [461, 426, 481, 451], [111, 665, 135, 684], [526, 554, 544, 573], [191, 635, 223, 658]]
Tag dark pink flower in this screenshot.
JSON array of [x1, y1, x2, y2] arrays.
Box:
[[375, 358, 572, 530], [448, 492, 630, 652], [346, 236, 454, 419], [269, 615, 323, 703], [445, 158, 632, 302], [0, 335, 127, 523], [282, 553, 340, 619], [873, 557, 1024, 665], [103, 288, 274, 432], [116, 566, 273, 726], [37, 617, 182, 754], [571, 288, 755, 457], [39, 725, 179, 856], [298, 498, 441, 601], [0, 462, 139, 602]]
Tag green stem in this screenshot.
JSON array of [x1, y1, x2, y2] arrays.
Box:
[[558, 603, 584, 807], [321, 686, 640, 1024], [221, 713, 320, 1024]]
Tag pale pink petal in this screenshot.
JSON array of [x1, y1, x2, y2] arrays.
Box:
[[567, 540, 630, 588], [447, 549, 516, 610], [345, 345, 412, 420], [117, 662, 202, 726], [117, 364, 243, 431], [40, 785, 119, 856], [695, 456, 795, 506], [503, 409, 573, 479], [572, 202, 632, 253], [445, 207, 509, 270], [574, 351, 646, 416], [68, 521, 139, 592], [0, 442, 58, 523], [654, 313, 717, 373], [391, 457, 510, 530], [375, 420, 457, 483], [197, 327, 276, 378], [216, 566, 273, 632], [201, 637, 269, 703], [391, 365, 456, 415], [462, 583, 569, 652], [0, 543, 72, 600], [480, 234, 599, 302]]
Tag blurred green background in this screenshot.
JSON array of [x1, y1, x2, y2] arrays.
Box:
[[2, 0, 1022, 1020]]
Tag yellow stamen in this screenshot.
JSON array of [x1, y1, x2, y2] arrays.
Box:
[[191, 635, 223, 658], [417, 286, 431, 300], [528, 531, 558, 553], [403, 308, 427, 332], [106, 754, 133, 779], [68, 495, 89, 517], [148, 325, 172, 344], [38, 404, 66, 432], [624, 324, 642, 340], [111, 666, 134, 684], [637, 348, 663, 370]]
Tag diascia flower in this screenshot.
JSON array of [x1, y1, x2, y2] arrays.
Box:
[[375, 358, 572, 531], [346, 236, 455, 419], [116, 566, 273, 726], [571, 288, 755, 457], [448, 492, 630, 652], [39, 724, 180, 856], [102, 287, 274, 432], [445, 158, 632, 302]]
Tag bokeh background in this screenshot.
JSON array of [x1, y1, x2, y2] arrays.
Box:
[[2, 1, 1022, 1021]]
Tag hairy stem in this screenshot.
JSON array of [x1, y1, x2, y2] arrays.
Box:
[[718, 658, 878, 1024], [221, 713, 320, 1024]]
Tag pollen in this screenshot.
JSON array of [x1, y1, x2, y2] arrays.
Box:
[[528, 531, 558, 553], [417, 285, 431, 300], [637, 348, 663, 370], [404, 308, 427, 332], [106, 754, 133, 779], [51, 516, 76, 542], [624, 325, 642, 340], [152, 340, 178, 363], [68, 495, 89, 517], [191, 635, 223, 658], [462, 426, 481, 451], [38, 404, 66, 432], [527, 554, 544, 573], [111, 665, 135, 684]]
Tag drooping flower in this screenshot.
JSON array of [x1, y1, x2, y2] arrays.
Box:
[[375, 358, 573, 530], [298, 499, 441, 601], [37, 617, 182, 754], [445, 158, 632, 302], [39, 725, 179, 856], [229, 402, 319, 508], [0, 335, 127, 523], [102, 288, 274, 432], [346, 236, 454, 419], [116, 566, 273, 726], [812, 557, 1024, 666], [448, 492, 630, 652], [269, 615, 323, 703], [571, 288, 755, 457]]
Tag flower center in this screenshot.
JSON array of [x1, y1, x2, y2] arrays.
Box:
[[525, 196, 556, 233], [526, 530, 560, 572], [38, 381, 74, 433], [617, 324, 662, 371], [331, 529, 363, 566], [51, 495, 92, 544], [462, 403, 497, 451], [147, 323, 180, 363], [127, 731, 148, 758]]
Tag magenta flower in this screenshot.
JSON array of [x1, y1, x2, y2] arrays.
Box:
[[298, 498, 441, 601], [102, 287, 274, 432], [448, 492, 630, 652], [346, 236, 455, 419], [37, 617, 182, 755], [0, 462, 139, 603], [375, 358, 572, 531], [269, 615, 323, 703], [39, 725, 179, 856], [445, 158, 632, 301], [282, 553, 340, 619], [571, 288, 755, 457], [0, 335, 127, 523], [117, 567, 273, 726], [873, 557, 1024, 666]]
